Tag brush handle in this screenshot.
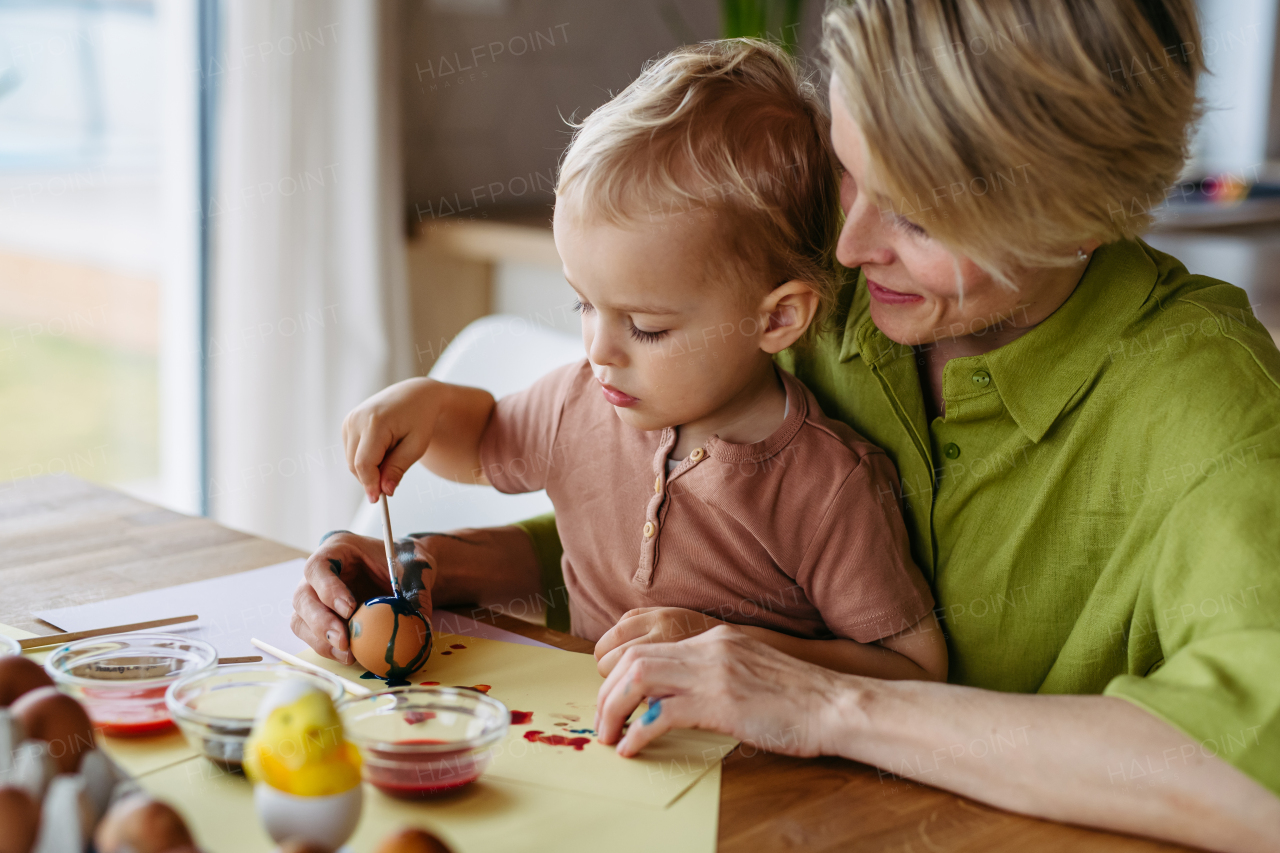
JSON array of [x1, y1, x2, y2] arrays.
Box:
[[18, 614, 198, 650], [379, 493, 401, 596]]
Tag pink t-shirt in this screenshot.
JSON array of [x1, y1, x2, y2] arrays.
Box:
[[479, 360, 934, 643]]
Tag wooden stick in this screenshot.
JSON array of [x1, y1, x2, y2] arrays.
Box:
[[379, 493, 401, 597], [19, 615, 199, 650], [250, 638, 372, 696], [216, 655, 263, 664]]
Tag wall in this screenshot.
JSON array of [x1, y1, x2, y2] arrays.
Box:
[[398, 0, 827, 228]]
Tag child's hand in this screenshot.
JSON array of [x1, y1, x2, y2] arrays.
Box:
[[594, 607, 730, 676], [342, 378, 494, 502], [343, 378, 443, 502]]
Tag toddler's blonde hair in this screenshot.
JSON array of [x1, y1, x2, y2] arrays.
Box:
[[556, 39, 842, 332]]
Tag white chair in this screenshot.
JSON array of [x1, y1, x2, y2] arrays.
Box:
[[349, 314, 584, 538]]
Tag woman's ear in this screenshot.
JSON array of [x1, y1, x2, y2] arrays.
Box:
[[757, 281, 820, 354]]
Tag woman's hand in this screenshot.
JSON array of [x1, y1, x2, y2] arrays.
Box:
[[594, 625, 849, 758], [290, 530, 432, 664], [593, 607, 727, 676]]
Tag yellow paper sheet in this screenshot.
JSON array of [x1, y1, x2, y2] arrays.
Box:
[[1, 622, 199, 776], [6, 622, 724, 852], [143, 756, 721, 853], [297, 633, 737, 807]]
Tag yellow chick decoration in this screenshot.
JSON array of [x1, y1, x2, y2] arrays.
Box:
[[244, 680, 362, 797]]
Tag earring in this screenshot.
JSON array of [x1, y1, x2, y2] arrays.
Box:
[[1077, 248, 1089, 263]]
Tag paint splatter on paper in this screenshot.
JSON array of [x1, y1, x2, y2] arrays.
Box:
[[523, 730, 590, 751], [510, 710, 533, 725], [405, 710, 437, 725]]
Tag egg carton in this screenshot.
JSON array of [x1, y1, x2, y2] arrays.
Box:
[[1, 708, 140, 853]]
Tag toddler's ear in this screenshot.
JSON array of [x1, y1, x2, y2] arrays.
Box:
[[758, 281, 819, 354]]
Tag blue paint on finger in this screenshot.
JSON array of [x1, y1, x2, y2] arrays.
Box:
[[640, 699, 661, 726]]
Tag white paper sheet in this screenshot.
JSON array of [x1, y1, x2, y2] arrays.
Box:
[[33, 559, 555, 657]]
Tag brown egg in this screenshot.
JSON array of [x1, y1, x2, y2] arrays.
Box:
[[348, 597, 432, 680], [9, 686, 95, 775], [94, 794, 194, 853], [0, 656, 54, 707], [0, 786, 40, 853], [274, 840, 333, 853], [372, 828, 454, 853]]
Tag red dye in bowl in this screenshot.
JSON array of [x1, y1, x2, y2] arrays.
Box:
[[366, 739, 486, 798], [83, 684, 174, 737]]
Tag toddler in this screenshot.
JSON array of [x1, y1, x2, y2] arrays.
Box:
[[345, 40, 946, 681]]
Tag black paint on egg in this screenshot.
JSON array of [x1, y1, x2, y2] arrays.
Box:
[[348, 596, 433, 680]]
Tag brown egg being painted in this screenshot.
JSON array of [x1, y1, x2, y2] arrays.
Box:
[[348, 596, 432, 682], [9, 686, 96, 775]]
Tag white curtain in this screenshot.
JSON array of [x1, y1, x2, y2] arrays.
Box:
[[209, 0, 412, 550]]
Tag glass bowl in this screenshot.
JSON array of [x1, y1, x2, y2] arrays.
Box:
[[45, 633, 217, 737], [0, 635, 20, 656], [166, 664, 346, 771], [339, 686, 509, 798]]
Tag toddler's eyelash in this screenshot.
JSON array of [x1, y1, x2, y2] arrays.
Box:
[[628, 324, 668, 343], [574, 299, 666, 342], [894, 215, 928, 237]]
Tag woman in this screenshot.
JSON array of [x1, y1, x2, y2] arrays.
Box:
[[292, 1, 1280, 848]]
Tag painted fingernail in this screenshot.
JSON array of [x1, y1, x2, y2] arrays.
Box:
[[336, 597, 356, 619]]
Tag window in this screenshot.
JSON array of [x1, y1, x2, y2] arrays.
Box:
[[0, 0, 204, 512]]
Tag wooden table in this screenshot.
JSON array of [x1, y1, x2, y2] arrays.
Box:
[[0, 475, 1191, 852]]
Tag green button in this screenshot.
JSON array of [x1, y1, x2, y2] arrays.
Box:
[[944, 443, 961, 459], [971, 369, 991, 388]]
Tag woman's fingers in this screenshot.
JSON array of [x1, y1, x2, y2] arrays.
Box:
[[616, 696, 698, 757], [595, 635, 649, 678], [303, 550, 359, 619], [595, 646, 696, 743], [594, 612, 656, 664], [292, 533, 395, 667], [290, 582, 353, 664]]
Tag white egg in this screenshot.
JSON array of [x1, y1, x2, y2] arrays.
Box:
[[254, 783, 363, 849]]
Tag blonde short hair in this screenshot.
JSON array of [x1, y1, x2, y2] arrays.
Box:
[[556, 39, 842, 330], [824, 0, 1204, 280]]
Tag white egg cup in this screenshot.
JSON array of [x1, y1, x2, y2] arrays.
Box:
[[254, 782, 363, 850]]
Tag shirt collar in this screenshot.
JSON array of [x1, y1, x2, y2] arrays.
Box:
[[705, 367, 807, 464], [838, 239, 1162, 442]]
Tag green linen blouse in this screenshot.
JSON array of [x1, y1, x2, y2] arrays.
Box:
[[517, 238, 1280, 795]]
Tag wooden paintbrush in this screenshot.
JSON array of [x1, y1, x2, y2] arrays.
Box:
[[379, 493, 401, 597]]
